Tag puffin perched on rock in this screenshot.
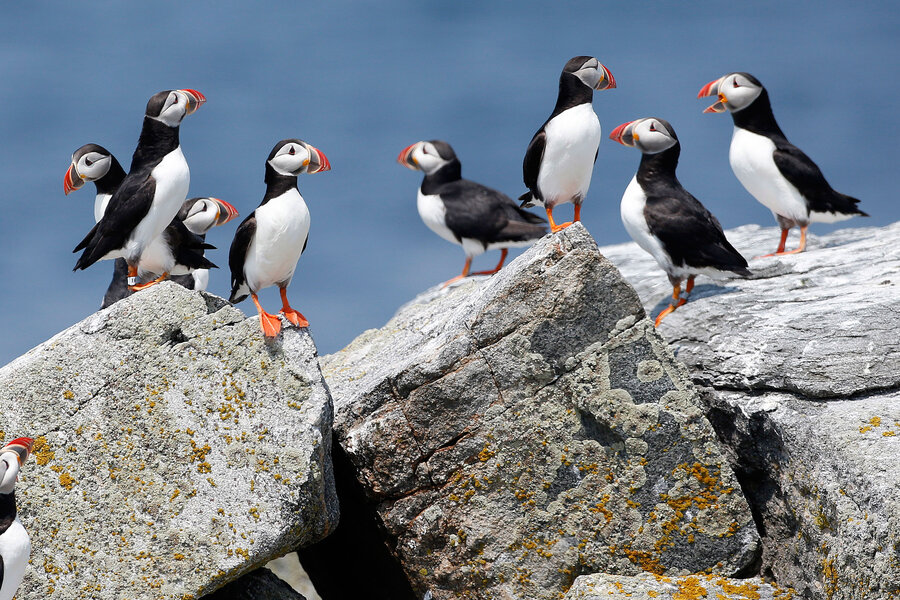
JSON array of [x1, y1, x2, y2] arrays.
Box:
[[520, 56, 616, 232], [610, 117, 750, 325], [0, 437, 33, 600], [698, 72, 866, 256], [65, 143, 237, 306], [398, 140, 547, 286], [229, 139, 330, 338], [73, 89, 206, 290]]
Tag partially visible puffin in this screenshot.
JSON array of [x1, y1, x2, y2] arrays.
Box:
[[229, 139, 330, 338], [73, 89, 206, 290], [0, 437, 34, 600], [698, 72, 866, 256], [610, 117, 750, 326], [520, 56, 616, 232], [398, 140, 547, 286]]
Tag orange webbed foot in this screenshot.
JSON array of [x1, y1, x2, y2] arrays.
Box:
[[259, 311, 282, 338], [281, 307, 309, 328], [550, 222, 573, 233], [128, 272, 169, 292]]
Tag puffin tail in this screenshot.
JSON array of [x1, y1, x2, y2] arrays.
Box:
[[518, 191, 538, 208]]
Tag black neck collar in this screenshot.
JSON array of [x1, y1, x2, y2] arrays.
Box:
[[0, 492, 15, 535], [131, 117, 180, 170], [93, 155, 127, 195], [730, 90, 786, 138], [421, 160, 462, 195], [636, 142, 681, 187], [552, 72, 593, 117], [262, 163, 298, 204]]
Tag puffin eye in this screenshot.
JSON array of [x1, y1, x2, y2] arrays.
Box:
[[288, 146, 295, 156], [85, 157, 94, 167], [733, 79, 740, 88], [649, 123, 657, 132]]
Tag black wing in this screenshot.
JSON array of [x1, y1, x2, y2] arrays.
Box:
[[440, 180, 547, 245], [101, 259, 134, 309], [166, 220, 218, 271], [73, 171, 156, 270], [520, 129, 546, 205], [644, 189, 750, 276], [228, 212, 257, 303], [772, 142, 866, 217]]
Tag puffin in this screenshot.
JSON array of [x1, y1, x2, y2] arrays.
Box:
[[64, 144, 237, 306], [0, 437, 34, 600], [229, 139, 330, 338], [73, 89, 206, 290], [398, 140, 547, 286], [610, 117, 751, 326], [698, 72, 866, 256], [520, 56, 616, 232]]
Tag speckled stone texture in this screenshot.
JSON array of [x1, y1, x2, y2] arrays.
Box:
[[564, 572, 789, 600], [323, 224, 758, 600], [0, 282, 337, 600], [201, 568, 307, 600], [601, 222, 900, 599]]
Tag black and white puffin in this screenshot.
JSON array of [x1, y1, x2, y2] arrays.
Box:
[[520, 56, 616, 232], [610, 117, 750, 326], [64, 144, 237, 305], [73, 89, 206, 290], [0, 437, 34, 600], [398, 140, 548, 286], [698, 72, 866, 256], [229, 139, 330, 338]]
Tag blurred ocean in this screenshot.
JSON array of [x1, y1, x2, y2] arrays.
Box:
[[0, 2, 897, 363]]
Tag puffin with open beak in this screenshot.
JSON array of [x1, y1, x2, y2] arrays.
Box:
[[229, 139, 330, 338], [398, 140, 547, 286], [73, 89, 206, 291], [610, 117, 750, 326], [698, 72, 866, 256], [0, 437, 34, 600], [520, 56, 615, 232]]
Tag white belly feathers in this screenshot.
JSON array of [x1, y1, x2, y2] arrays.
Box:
[[537, 103, 601, 207], [729, 127, 809, 224], [244, 188, 311, 292], [417, 190, 458, 246], [620, 176, 674, 274], [0, 519, 30, 600]]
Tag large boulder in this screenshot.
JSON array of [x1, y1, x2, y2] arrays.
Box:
[[601, 222, 900, 599], [322, 224, 758, 600], [0, 282, 338, 600], [563, 572, 788, 600]]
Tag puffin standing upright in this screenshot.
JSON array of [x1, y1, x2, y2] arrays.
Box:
[[698, 72, 866, 255], [398, 140, 547, 286], [520, 56, 616, 232], [0, 437, 34, 600], [64, 144, 237, 306], [73, 89, 206, 289], [610, 117, 750, 326], [229, 139, 331, 338]]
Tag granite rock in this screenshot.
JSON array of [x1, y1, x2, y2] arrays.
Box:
[[564, 572, 789, 600]]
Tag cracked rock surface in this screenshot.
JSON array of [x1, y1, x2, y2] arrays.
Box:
[[0, 282, 337, 600], [601, 223, 900, 599], [323, 224, 758, 600]]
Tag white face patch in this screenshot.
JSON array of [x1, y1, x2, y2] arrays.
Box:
[[269, 143, 311, 176], [412, 142, 449, 175], [721, 74, 763, 112], [183, 199, 217, 234], [75, 152, 111, 182], [575, 65, 601, 89], [152, 91, 188, 127], [633, 119, 677, 154]]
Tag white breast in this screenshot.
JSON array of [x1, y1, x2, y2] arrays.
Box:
[[620, 175, 674, 275], [136, 234, 176, 277], [94, 193, 112, 223], [729, 127, 809, 224], [417, 190, 460, 247], [244, 189, 311, 292], [124, 147, 190, 263], [537, 103, 602, 207], [192, 269, 209, 291], [0, 519, 30, 600]]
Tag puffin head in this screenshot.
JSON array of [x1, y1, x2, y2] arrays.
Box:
[[64, 143, 114, 195], [146, 89, 206, 127], [267, 139, 331, 177], [396, 140, 457, 176], [610, 117, 679, 154], [563, 56, 616, 91], [178, 197, 240, 235], [698, 72, 763, 114], [0, 437, 33, 495]]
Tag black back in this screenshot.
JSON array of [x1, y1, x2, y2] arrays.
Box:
[[228, 212, 257, 303], [637, 142, 750, 275], [0, 492, 15, 537]]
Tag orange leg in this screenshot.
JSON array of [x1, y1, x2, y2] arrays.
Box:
[[573, 203, 582, 223], [129, 271, 170, 291], [778, 225, 808, 255], [279, 287, 309, 328], [545, 206, 573, 233], [655, 281, 689, 327], [252, 293, 282, 338], [441, 256, 472, 287], [471, 249, 508, 276], [757, 226, 808, 258]]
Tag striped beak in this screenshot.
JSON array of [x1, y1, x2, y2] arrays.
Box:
[[64, 162, 84, 195], [180, 89, 206, 115], [211, 198, 240, 226], [609, 120, 636, 147], [305, 143, 331, 174], [698, 77, 727, 113], [397, 143, 420, 171], [595, 63, 617, 91], [2, 437, 34, 466]]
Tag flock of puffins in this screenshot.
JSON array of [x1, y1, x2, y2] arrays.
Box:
[[0, 56, 865, 598]]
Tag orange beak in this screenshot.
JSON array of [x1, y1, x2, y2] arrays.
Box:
[[596, 63, 616, 90], [306, 144, 331, 174], [609, 120, 636, 146], [2, 437, 34, 466], [397, 143, 419, 170], [180, 89, 206, 115], [698, 77, 727, 113], [211, 198, 240, 226], [64, 163, 83, 195]]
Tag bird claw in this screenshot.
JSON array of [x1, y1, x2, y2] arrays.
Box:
[[281, 308, 309, 328]]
